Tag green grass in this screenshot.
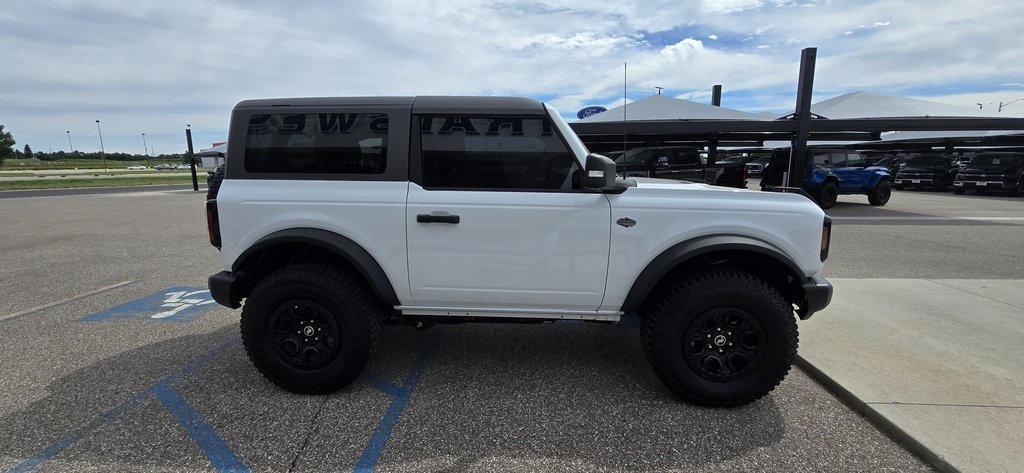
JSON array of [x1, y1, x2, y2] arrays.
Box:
[[0, 175, 196, 191], [1, 159, 168, 170]]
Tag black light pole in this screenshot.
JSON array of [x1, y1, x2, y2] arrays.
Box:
[[186, 124, 198, 191], [787, 47, 817, 187], [66, 130, 73, 152], [95, 120, 106, 170]]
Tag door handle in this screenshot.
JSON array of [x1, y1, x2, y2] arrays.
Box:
[[417, 214, 460, 224]]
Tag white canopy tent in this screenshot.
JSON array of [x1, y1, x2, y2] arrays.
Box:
[[801, 91, 999, 119], [575, 94, 767, 123], [195, 142, 227, 169]]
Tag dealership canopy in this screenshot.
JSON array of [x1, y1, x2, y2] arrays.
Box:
[[574, 94, 766, 122], [799, 91, 999, 119]]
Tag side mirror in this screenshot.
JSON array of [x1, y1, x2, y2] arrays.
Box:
[[583, 153, 621, 191]]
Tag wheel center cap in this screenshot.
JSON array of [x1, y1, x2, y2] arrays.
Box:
[[713, 335, 727, 347], [302, 326, 315, 337]]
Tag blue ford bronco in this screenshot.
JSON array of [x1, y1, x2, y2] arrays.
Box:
[[761, 147, 892, 208]]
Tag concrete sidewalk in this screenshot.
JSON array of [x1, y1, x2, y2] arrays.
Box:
[[799, 278, 1024, 472]]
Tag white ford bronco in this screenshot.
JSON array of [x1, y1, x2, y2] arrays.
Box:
[[206, 96, 832, 406]]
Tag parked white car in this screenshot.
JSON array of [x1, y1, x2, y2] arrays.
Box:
[[205, 96, 833, 407], [126, 165, 147, 170]]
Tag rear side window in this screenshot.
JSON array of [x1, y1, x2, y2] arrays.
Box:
[[671, 148, 700, 165], [244, 113, 388, 174], [419, 116, 575, 190]]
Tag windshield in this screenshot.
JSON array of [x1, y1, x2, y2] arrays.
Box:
[[908, 156, 949, 167], [969, 154, 1022, 168]]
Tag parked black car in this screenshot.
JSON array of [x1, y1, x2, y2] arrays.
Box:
[[614, 146, 747, 188], [953, 153, 1024, 196], [894, 155, 958, 191]]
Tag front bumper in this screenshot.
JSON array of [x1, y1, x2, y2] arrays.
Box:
[[954, 181, 1009, 189], [209, 271, 243, 309], [798, 274, 833, 319], [894, 178, 935, 185]]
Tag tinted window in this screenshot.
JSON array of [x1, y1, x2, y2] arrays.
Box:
[[670, 148, 700, 165], [829, 152, 847, 166], [846, 152, 865, 166], [970, 154, 1022, 168], [908, 156, 949, 167], [812, 152, 830, 165], [617, 148, 652, 166], [419, 116, 575, 190], [245, 113, 387, 174]]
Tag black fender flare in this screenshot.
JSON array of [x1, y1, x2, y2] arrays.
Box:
[[619, 234, 804, 313], [232, 227, 400, 306]]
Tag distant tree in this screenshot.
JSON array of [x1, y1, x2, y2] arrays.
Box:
[[23, 144, 33, 159], [0, 124, 14, 166]]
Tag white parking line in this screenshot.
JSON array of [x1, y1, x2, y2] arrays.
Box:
[[0, 280, 136, 322]]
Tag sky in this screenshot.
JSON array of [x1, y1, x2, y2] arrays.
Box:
[[2, 0, 1023, 154]]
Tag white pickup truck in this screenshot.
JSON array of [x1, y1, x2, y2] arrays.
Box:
[[206, 96, 832, 407]]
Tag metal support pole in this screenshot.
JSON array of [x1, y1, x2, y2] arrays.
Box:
[[141, 133, 149, 156], [186, 125, 198, 191], [95, 120, 106, 170], [787, 47, 816, 187], [708, 85, 723, 164], [66, 131, 73, 152]]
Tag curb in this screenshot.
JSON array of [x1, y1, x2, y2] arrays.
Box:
[[795, 355, 957, 473]]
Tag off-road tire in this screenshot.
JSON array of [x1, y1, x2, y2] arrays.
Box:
[[816, 182, 838, 209], [868, 180, 892, 206], [240, 263, 383, 394], [640, 269, 798, 407]]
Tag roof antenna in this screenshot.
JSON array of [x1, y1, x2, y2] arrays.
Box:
[[623, 62, 628, 152]]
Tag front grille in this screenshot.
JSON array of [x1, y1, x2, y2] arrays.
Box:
[[898, 172, 937, 179]]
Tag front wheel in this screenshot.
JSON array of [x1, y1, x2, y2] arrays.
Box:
[[240, 263, 383, 394], [954, 188, 965, 195], [816, 182, 838, 209], [640, 269, 798, 407], [868, 180, 892, 206]]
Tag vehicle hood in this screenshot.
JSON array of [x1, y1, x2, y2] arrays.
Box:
[[899, 166, 948, 173], [630, 178, 818, 207], [961, 166, 1015, 174]]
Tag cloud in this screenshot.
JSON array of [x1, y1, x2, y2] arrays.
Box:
[[1, 0, 1023, 151]]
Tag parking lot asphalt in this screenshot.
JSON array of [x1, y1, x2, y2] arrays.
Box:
[[6, 184, 1014, 471]]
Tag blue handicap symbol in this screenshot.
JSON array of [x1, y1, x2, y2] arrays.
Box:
[[81, 286, 219, 323]]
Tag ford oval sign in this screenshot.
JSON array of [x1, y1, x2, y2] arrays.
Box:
[[577, 106, 608, 120]]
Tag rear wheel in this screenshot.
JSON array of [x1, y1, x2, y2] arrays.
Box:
[[640, 269, 797, 407], [816, 182, 838, 209], [868, 180, 892, 206], [240, 263, 383, 394]]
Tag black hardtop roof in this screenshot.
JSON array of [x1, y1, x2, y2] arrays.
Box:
[[234, 96, 547, 115]]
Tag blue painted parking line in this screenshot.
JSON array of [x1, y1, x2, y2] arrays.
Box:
[[4, 339, 239, 473], [80, 286, 219, 323], [153, 382, 248, 473], [354, 336, 438, 473]]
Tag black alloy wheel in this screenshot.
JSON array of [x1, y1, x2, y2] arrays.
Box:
[[269, 299, 342, 370], [683, 308, 766, 382]]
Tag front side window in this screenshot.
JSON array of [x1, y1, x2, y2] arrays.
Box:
[[419, 116, 575, 190], [846, 153, 865, 166], [245, 113, 388, 174], [812, 152, 830, 165]]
